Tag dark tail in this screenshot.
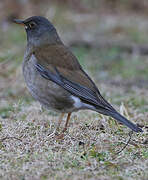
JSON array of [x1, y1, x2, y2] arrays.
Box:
[[108, 111, 143, 132]]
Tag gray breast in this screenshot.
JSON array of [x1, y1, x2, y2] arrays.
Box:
[[22, 55, 77, 112]]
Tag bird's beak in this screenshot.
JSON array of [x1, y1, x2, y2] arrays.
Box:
[[13, 19, 25, 26]]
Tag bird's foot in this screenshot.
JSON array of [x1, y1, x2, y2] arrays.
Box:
[[48, 126, 68, 139], [55, 133, 65, 140], [48, 131, 65, 139], [54, 127, 67, 139]]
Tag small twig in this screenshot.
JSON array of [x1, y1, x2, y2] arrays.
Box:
[[106, 131, 134, 162], [116, 131, 133, 155], [0, 136, 22, 142]]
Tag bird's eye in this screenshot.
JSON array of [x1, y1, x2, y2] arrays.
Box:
[[29, 22, 36, 29]]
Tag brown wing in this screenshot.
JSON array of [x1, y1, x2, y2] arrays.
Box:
[[34, 44, 115, 110], [34, 44, 96, 90]]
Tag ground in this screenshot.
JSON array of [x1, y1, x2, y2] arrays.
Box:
[[0, 8, 148, 180]]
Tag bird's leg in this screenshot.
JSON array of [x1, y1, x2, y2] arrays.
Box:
[[62, 112, 71, 133], [56, 113, 65, 132], [55, 113, 71, 139]]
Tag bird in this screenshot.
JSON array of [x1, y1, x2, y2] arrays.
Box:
[[13, 16, 142, 136]]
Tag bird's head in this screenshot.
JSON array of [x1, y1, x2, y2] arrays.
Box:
[[14, 16, 61, 47]]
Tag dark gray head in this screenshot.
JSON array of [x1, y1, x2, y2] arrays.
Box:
[[14, 16, 62, 47]]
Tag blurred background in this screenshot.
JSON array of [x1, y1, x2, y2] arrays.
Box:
[[0, 0, 148, 114]]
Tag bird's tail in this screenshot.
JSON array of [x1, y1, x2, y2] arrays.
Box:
[[106, 111, 143, 132]]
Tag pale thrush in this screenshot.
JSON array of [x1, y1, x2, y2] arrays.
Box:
[[14, 16, 142, 134]]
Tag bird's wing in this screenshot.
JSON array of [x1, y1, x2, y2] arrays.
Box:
[[34, 44, 115, 111]]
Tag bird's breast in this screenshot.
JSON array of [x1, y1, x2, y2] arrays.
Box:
[[22, 55, 83, 113]]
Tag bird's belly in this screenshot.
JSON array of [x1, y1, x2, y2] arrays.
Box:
[[23, 59, 81, 113]]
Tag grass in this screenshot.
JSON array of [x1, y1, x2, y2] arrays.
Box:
[[0, 101, 147, 179], [0, 12, 148, 180]]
